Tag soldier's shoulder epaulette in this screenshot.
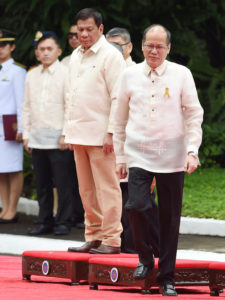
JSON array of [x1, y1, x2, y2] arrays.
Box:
[[13, 61, 27, 69]]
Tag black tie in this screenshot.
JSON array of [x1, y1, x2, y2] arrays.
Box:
[[0, 64, 2, 71]]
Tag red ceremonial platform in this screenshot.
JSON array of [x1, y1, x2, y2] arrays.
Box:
[[22, 250, 225, 297]]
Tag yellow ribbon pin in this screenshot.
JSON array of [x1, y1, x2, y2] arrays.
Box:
[[164, 87, 170, 98]]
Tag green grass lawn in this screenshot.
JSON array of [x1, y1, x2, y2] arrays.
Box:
[[182, 167, 225, 220]]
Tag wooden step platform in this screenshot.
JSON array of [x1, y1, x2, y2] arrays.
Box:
[[22, 251, 225, 296], [22, 251, 136, 284], [209, 262, 225, 296], [88, 256, 224, 296], [22, 251, 92, 284]]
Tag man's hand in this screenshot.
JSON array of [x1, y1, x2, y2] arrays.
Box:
[[23, 139, 32, 153], [58, 135, 68, 151], [184, 155, 200, 174], [116, 163, 128, 179], [16, 132, 23, 143], [103, 133, 114, 154], [67, 143, 75, 151]]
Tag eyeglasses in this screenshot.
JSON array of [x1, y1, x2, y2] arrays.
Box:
[[119, 41, 130, 46], [143, 44, 168, 51], [67, 32, 78, 39]]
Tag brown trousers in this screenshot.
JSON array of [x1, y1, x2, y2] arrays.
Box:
[[74, 145, 122, 247]]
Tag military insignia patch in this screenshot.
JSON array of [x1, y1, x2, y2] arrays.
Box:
[[35, 31, 43, 42], [13, 61, 26, 69], [1, 75, 9, 81]]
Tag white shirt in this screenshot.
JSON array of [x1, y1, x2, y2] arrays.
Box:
[[65, 35, 126, 146], [114, 60, 204, 173], [125, 56, 136, 67], [61, 54, 71, 67], [21, 60, 68, 149]]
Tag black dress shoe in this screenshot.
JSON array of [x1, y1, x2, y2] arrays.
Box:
[[133, 260, 155, 280], [89, 244, 120, 254], [68, 240, 101, 252], [159, 282, 178, 296], [54, 224, 70, 235], [27, 224, 53, 236], [0, 214, 19, 224]]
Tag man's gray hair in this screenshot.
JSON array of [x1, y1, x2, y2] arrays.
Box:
[[106, 27, 131, 44]]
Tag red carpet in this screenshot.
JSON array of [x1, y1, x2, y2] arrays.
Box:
[[0, 255, 224, 299]]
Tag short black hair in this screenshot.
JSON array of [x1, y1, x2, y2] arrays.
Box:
[[36, 34, 61, 48], [70, 20, 76, 27], [74, 8, 102, 28], [106, 27, 131, 44], [142, 24, 171, 44]]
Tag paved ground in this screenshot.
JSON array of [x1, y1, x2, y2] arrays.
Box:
[[0, 213, 224, 254]]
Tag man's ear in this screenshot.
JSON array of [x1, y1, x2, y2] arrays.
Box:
[[127, 42, 133, 55], [167, 43, 171, 55], [58, 48, 62, 57], [99, 24, 104, 35], [11, 44, 16, 52]]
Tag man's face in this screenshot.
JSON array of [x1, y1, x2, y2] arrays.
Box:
[[142, 27, 170, 69], [0, 43, 15, 63], [37, 38, 62, 67], [107, 35, 132, 60], [68, 25, 80, 50], [77, 17, 103, 50]]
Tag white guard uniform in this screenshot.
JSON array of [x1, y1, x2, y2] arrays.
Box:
[[0, 58, 26, 172]]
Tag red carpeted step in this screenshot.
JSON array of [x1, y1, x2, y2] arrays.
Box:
[[23, 250, 92, 260], [22, 250, 138, 260], [0, 255, 221, 300], [88, 258, 215, 294], [22, 250, 92, 284], [208, 262, 225, 296], [22, 250, 225, 297], [209, 261, 225, 270], [22, 250, 138, 284], [88, 256, 211, 268]]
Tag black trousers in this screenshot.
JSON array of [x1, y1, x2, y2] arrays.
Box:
[[127, 167, 184, 285], [120, 182, 159, 256], [32, 149, 75, 227]]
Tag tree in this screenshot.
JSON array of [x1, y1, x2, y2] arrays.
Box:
[[1, 0, 225, 167]]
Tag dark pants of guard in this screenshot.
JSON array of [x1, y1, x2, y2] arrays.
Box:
[[70, 151, 84, 224], [32, 149, 75, 227], [120, 182, 160, 256], [127, 167, 184, 285]]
